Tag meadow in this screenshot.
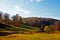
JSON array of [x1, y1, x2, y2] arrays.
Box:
[[0, 33, 60, 40], [0, 24, 60, 40]]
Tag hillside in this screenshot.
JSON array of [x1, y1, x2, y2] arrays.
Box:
[[0, 17, 60, 36], [0, 17, 60, 40], [0, 22, 40, 36], [23, 17, 60, 32]]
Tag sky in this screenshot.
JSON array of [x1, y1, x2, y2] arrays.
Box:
[[0, 0, 60, 19]]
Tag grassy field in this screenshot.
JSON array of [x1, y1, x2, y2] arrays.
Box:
[[0, 33, 60, 40], [0, 24, 60, 40]]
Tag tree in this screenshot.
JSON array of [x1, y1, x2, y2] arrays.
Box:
[[19, 16, 23, 23], [12, 14, 22, 26], [0, 11, 3, 19], [53, 21, 60, 32], [22, 17, 39, 26], [4, 13, 10, 24], [44, 26, 51, 33]]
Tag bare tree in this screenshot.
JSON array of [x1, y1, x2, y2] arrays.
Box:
[[0, 11, 3, 19]]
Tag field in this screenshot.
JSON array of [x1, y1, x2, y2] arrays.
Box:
[[0, 24, 60, 40], [0, 33, 60, 40]]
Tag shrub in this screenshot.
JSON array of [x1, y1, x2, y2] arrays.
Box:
[[44, 26, 52, 34]]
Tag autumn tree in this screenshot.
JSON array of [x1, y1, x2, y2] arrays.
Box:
[[22, 17, 39, 26], [53, 21, 60, 32], [4, 13, 10, 24], [44, 26, 52, 33], [12, 14, 22, 26]]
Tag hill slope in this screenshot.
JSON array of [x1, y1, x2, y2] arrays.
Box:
[[0, 22, 40, 36]]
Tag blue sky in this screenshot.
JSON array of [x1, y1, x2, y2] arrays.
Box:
[[0, 0, 60, 19]]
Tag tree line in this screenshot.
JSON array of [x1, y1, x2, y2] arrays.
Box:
[[0, 11, 60, 33], [0, 11, 22, 26]]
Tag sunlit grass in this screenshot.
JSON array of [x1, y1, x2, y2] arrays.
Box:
[[0, 24, 60, 40], [0, 33, 60, 40]]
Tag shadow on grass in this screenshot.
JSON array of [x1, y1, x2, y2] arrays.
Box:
[[0, 31, 25, 36], [0, 32, 13, 36]]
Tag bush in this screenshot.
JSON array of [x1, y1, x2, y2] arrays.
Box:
[[44, 26, 52, 33]]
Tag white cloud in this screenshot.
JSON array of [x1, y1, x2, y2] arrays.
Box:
[[15, 5, 20, 9], [43, 16, 60, 20], [14, 5, 30, 15], [29, 0, 33, 2], [29, 0, 43, 3], [14, 5, 20, 14], [49, 16, 60, 20], [36, 0, 43, 3], [21, 10, 30, 14], [15, 5, 20, 11], [18, 0, 43, 5], [0, 9, 7, 13]]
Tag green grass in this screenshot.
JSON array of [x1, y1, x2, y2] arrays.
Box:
[[0, 24, 41, 35], [0, 24, 40, 32]]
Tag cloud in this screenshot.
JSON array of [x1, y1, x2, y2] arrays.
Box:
[[49, 16, 60, 20], [18, 0, 43, 6], [36, 0, 43, 3], [0, 9, 7, 13], [43, 16, 60, 20], [14, 5, 20, 14], [15, 5, 20, 11], [21, 10, 30, 14], [14, 5, 30, 15], [29, 0, 33, 2], [29, 0, 43, 3], [15, 5, 20, 9]]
